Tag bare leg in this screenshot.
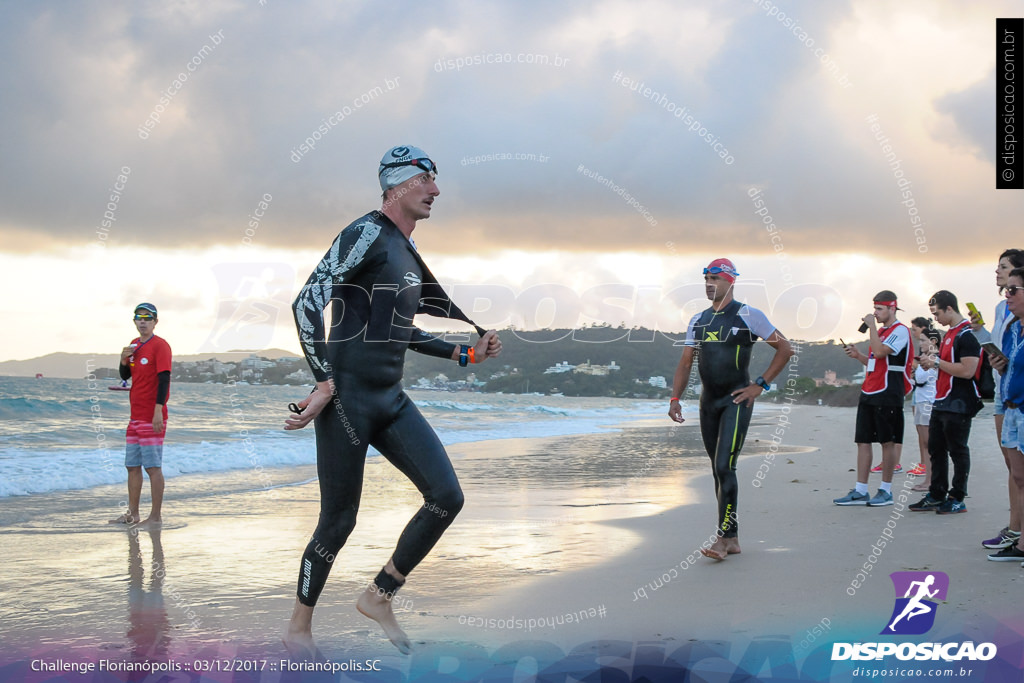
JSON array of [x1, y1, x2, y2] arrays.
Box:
[[856, 443, 873, 484], [111, 467, 143, 523], [1009, 449, 1024, 554], [997, 415, 1022, 532], [282, 599, 319, 659], [356, 560, 412, 654], [136, 467, 164, 528], [880, 442, 898, 484]]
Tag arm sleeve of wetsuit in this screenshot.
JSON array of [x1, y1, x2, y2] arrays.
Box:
[[407, 327, 459, 360], [740, 305, 777, 341], [119, 362, 131, 381], [683, 312, 701, 348], [293, 220, 383, 382], [155, 371, 170, 404]]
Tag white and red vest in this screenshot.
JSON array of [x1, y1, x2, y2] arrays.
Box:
[[861, 322, 913, 398]]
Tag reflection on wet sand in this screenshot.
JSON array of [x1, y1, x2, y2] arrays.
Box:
[[126, 527, 170, 661]]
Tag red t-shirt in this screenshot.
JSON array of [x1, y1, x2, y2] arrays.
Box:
[[128, 335, 172, 421]]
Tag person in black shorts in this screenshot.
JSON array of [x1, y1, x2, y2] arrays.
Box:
[[835, 291, 914, 507], [669, 258, 793, 560], [282, 145, 502, 655], [909, 290, 981, 514]]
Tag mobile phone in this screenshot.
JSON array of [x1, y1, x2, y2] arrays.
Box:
[[966, 302, 984, 327], [982, 342, 1007, 363]]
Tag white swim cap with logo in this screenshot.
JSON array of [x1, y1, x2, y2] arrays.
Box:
[[378, 145, 437, 191]]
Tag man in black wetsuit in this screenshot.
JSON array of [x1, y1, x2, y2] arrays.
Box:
[[668, 259, 793, 560], [283, 145, 502, 655]]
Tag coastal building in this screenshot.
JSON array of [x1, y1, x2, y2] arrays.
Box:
[[543, 361, 574, 374], [573, 360, 620, 376], [813, 369, 852, 388]]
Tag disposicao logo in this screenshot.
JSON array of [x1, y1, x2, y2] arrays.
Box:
[[831, 572, 997, 662], [882, 570, 948, 635]]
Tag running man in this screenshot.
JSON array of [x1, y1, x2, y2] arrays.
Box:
[[109, 303, 172, 528], [283, 146, 502, 655], [834, 291, 913, 507], [887, 575, 939, 631], [669, 259, 793, 561]]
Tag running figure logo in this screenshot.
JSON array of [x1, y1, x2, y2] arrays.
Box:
[[882, 571, 949, 635]]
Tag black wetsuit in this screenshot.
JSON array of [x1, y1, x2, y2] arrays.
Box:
[[292, 210, 483, 606], [687, 300, 775, 538]]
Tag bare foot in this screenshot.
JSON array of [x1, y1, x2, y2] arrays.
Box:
[[724, 537, 742, 555], [700, 537, 729, 561], [356, 585, 412, 654], [281, 630, 322, 661], [108, 512, 139, 525], [134, 518, 162, 529]]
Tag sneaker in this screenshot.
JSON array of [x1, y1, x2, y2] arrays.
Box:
[[987, 544, 1024, 561], [908, 494, 943, 512], [867, 489, 893, 506], [834, 489, 870, 506], [907, 463, 926, 476], [869, 464, 902, 473], [936, 498, 967, 515], [982, 527, 1021, 550]]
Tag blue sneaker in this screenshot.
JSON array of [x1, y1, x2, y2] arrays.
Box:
[[834, 489, 869, 506], [908, 494, 943, 512], [936, 498, 967, 515], [867, 489, 894, 506]]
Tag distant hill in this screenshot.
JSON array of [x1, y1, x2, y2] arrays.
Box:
[[400, 327, 865, 397], [0, 348, 302, 379], [2, 328, 867, 392]]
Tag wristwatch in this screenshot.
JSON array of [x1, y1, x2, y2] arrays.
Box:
[[755, 376, 770, 392]]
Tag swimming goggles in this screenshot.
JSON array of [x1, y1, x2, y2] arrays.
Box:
[[378, 157, 438, 176], [703, 266, 739, 276]]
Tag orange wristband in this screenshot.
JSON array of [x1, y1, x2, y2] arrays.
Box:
[[468, 347, 476, 364], [669, 397, 679, 402]]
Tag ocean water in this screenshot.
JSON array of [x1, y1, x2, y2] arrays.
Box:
[[0, 376, 689, 498]]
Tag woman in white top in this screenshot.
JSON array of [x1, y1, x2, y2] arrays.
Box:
[[971, 249, 1024, 550]]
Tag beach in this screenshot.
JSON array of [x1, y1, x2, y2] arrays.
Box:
[[1, 401, 1022, 681]]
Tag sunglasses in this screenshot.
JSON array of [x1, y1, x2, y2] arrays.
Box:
[[379, 158, 438, 176], [133, 314, 155, 321], [1006, 286, 1023, 296]]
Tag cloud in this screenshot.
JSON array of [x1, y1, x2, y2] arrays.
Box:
[[0, 0, 1019, 265]]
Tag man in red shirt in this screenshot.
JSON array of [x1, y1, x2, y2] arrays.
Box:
[[109, 303, 172, 527], [834, 291, 914, 507]]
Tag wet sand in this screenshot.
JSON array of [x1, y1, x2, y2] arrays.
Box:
[[1, 404, 1022, 681]]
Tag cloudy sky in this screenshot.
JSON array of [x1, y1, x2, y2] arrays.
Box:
[[0, 0, 1020, 362]]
